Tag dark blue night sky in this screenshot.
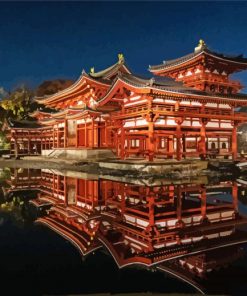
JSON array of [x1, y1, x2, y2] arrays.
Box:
[[1, 1, 247, 91]]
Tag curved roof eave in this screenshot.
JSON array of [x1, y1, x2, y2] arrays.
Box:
[[35, 71, 111, 105], [149, 49, 247, 73], [97, 74, 247, 107]]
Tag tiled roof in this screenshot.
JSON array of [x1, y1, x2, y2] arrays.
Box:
[[7, 118, 42, 129], [116, 73, 247, 101], [149, 47, 247, 72], [89, 60, 132, 80]]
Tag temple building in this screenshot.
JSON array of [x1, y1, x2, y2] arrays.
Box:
[[5, 41, 247, 161]]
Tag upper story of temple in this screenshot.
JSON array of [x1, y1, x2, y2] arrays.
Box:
[[149, 40, 247, 94], [32, 41, 247, 125]]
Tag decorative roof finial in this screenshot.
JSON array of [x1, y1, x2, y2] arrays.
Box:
[[90, 67, 95, 74], [118, 53, 124, 64], [198, 39, 206, 47], [194, 39, 207, 53]]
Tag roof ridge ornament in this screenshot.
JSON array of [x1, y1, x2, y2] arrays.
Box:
[[194, 39, 207, 53], [118, 53, 124, 64], [90, 67, 95, 74], [146, 77, 155, 86]]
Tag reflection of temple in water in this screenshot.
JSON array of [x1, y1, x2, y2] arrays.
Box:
[[3, 168, 247, 294]]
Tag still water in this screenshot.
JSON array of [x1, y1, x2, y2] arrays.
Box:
[[0, 167, 247, 295]]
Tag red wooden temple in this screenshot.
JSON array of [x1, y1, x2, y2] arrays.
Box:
[[5, 41, 247, 161]]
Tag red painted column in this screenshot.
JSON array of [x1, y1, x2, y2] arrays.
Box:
[[91, 118, 94, 148], [147, 120, 154, 161], [200, 121, 207, 159], [232, 124, 238, 160], [120, 125, 125, 160], [53, 126, 55, 149], [75, 121, 78, 148], [168, 135, 174, 158], [84, 120, 87, 147], [176, 121, 182, 161], [64, 120, 67, 148]]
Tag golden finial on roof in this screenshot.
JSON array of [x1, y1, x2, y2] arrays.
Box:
[[90, 67, 95, 74], [118, 53, 124, 64], [198, 39, 206, 47], [195, 39, 207, 53]]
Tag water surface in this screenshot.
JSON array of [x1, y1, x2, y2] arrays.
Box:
[[0, 167, 247, 295]]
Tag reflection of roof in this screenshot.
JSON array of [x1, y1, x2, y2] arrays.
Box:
[[7, 118, 42, 129], [149, 46, 247, 72]]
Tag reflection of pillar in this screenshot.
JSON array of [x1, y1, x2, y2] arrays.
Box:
[[147, 191, 155, 228], [64, 176, 67, 206], [232, 181, 238, 214], [120, 183, 126, 217], [232, 124, 237, 160], [28, 131, 31, 155], [14, 138, 18, 158], [176, 186, 183, 225], [200, 186, 207, 221]]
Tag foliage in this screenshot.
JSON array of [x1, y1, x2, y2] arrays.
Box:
[[0, 131, 10, 149], [0, 86, 37, 121]]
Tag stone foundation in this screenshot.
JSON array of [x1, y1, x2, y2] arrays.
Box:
[[41, 148, 115, 160]]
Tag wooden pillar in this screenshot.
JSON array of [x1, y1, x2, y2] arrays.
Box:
[[53, 127, 55, 149], [168, 135, 174, 158], [64, 120, 67, 148], [75, 122, 78, 148], [104, 122, 107, 147], [84, 121, 87, 147], [147, 120, 154, 161], [176, 120, 182, 161], [91, 118, 94, 148], [232, 123, 238, 160], [120, 125, 125, 160], [182, 134, 186, 158], [199, 120, 206, 160]]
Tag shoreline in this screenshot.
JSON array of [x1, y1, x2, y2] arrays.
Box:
[[0, 157, 238, 184]]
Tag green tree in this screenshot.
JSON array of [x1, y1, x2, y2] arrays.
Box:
[[0, 86, 36, 121]]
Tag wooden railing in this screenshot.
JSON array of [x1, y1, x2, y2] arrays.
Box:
[[113, 104, 247, 120]]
